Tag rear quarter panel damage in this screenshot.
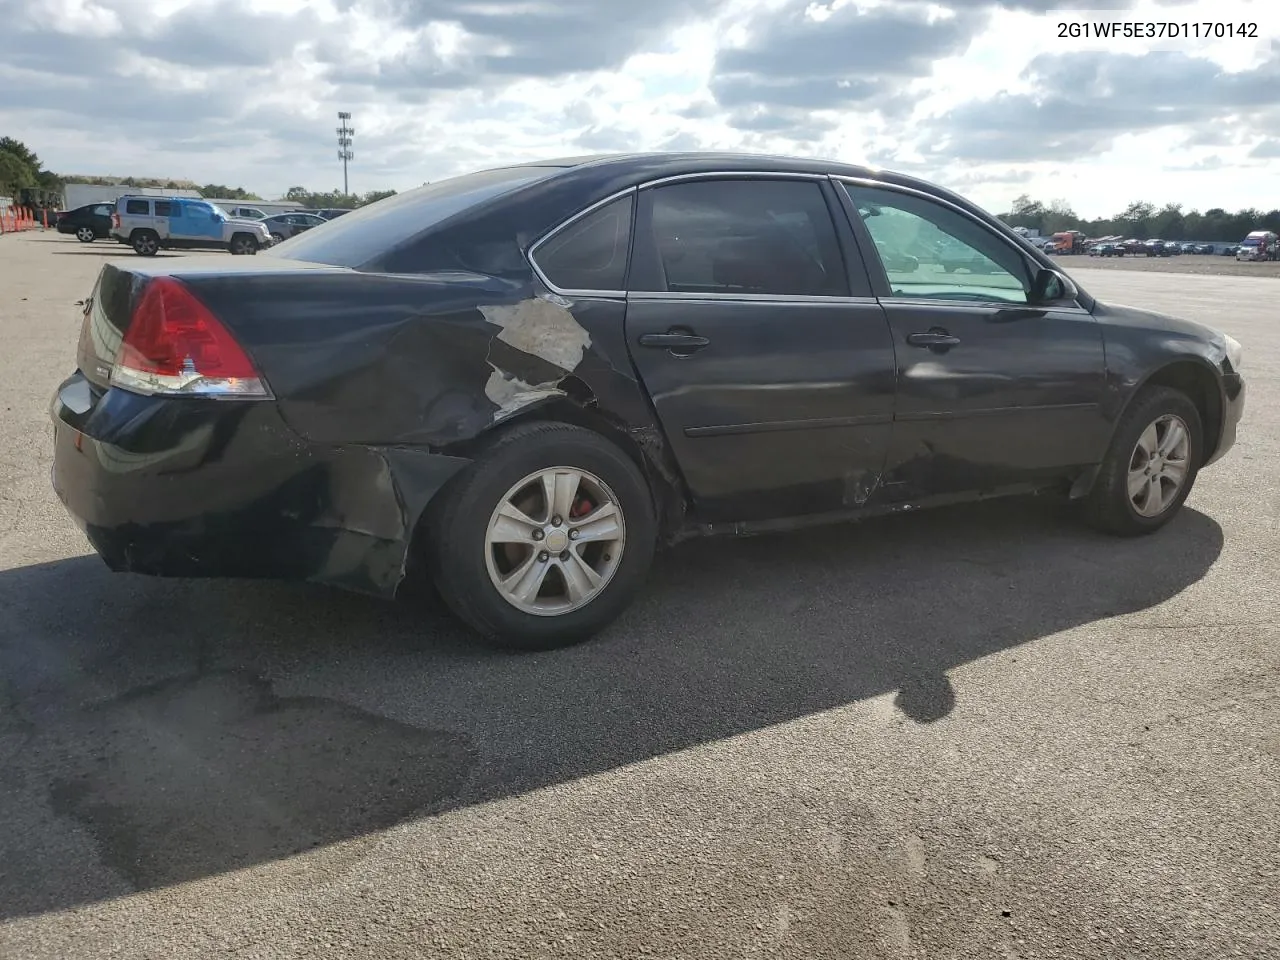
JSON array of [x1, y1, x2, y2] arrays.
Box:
[[182, 270, 684, 590]]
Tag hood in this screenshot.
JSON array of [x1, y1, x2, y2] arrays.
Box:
[[227, 216, 267, 228]]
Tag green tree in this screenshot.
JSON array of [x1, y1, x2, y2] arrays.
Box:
[[0, 137, 41, 175], [0, 149, 36, 196], [199, 183, 262, 200]]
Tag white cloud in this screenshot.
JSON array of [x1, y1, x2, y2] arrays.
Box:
[[0, 0, 1276, 218]]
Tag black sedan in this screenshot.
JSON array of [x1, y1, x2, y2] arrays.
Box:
[[261, 211, 329, 243], [50, 153, 1246, 650], [55, 202, 114, 242]]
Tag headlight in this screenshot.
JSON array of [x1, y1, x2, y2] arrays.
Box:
[[1222, 333, 1244, 372]]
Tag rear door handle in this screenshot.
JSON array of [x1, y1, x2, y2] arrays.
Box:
[[906, 331, 961, 348], [638, 332, 710, 351]]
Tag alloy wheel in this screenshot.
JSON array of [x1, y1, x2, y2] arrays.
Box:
[[484, 467, 626, 616], [1127, 413, 1191, 517]]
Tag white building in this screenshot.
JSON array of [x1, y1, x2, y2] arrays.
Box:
[[62, 184, 303, 218], [63, 183, 203, 209]]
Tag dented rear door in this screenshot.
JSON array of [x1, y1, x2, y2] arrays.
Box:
[[623, 176, 897, 523]]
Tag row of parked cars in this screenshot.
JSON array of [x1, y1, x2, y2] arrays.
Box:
[[54, 198, 350, 255], [1085, 231, 1280, 261]]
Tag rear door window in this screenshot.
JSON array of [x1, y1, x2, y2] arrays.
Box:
[[633, 179, 850, 297], [125, 199, 149, 215], [154, 201, 173, 217]]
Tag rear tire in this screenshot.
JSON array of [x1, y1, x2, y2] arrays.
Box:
[[131, 230, 159, 257], [75, 226, 95, 243], [1082, 386, 1202, 536], [229, 233, 259, 255], [426, 421, 657, 651]]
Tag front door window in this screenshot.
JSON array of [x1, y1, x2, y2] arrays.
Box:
[[843, 184, 1032, 304]]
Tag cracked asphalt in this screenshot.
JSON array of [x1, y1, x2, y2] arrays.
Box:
[[1, 232, 1277, 959]]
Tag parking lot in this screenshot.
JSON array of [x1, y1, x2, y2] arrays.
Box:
[[1, 231, 1277, 959]]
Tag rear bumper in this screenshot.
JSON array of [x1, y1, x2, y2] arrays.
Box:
[[50, 373, 469, 596]]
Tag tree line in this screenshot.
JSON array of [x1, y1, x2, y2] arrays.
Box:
[[0, 137, 63, 205], [1000, 195, 1280, 243], [282, 186, 398, 209]]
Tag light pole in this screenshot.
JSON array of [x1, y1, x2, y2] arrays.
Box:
[[336, 112, 354, 196]]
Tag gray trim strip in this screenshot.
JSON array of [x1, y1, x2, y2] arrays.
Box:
[[639, 170, 828, 189], [896, 402, 1099, 423], [627, 291, 880, 305], [686, 413, 892, 437]]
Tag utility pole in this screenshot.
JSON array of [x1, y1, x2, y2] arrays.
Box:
[[336, 112, 354, 196]]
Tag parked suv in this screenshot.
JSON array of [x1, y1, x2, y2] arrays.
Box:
[[110, 196, 272, 257], [55, 203, 114, 242]]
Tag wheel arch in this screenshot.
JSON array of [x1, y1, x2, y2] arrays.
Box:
[[431, 375, 689, 541], [1133, 358, 1223, 462], [1072, 356, 1223, 500]]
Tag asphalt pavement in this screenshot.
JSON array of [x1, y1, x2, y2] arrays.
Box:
[[1, 233, 1276, 959]]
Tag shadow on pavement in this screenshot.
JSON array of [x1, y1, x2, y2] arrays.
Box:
[[0, 498, 1224, 918]]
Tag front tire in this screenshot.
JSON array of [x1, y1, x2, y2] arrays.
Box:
[[426, 421, 657, 651], [1082, 385, 1202, 536], [270, 232, 285, 244]]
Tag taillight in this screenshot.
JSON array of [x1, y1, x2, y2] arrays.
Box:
[[111, 212, 120, 229], [109, 277, 270, 398]]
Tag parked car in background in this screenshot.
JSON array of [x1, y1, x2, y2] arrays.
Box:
[[110, 196, 273, 256], [1179, 242, 1199, 254], [222, 205, 268, 220], [1090, 242, 1123, 257], [313, 208, 353, 220], [1121, 239, 1146, 255], [55, 203, 114, 242], [1220, 245, 1239, 256], [1235, 230, 1280, 261], [261, 212, 329, 243], [1143, 240, 1173, 257], [51, 153, 1246, 650]]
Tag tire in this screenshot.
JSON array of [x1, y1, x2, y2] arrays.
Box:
[[131, 230, 159, 257], [425, 421, 657, 651], [270, 232, 285, 244], [75, 226, 95, 243], [1082, 385, 1203, 536], [229, 233, 258, 255]]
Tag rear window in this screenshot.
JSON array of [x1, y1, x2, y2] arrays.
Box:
[[264, 165, 561, 269], [125, 199, 149, 215]]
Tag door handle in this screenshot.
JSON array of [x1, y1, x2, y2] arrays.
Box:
[[638, 332, 710, 352], [906, 331, 961, 348]]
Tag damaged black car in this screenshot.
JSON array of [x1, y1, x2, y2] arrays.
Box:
[[50, 153, 1246, 649]]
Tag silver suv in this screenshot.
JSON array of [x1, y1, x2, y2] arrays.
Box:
[[110, 196, 273, 257]]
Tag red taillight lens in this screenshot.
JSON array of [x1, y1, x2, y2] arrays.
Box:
[[111, 212, 120, 228], [110, 277, 270, 398]]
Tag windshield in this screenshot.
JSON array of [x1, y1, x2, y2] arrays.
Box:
[[1241, 237, 1261, 246], [263, 165, 562, 269]]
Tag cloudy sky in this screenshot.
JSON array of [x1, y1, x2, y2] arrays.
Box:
[[1, 0, 1276, 217]]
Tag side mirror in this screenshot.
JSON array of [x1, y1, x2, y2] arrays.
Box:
[[1031, 267, 1077, 304]]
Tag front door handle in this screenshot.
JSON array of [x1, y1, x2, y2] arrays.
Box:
[[906, 330, 961, 348], [638, 332, 710, 352]]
